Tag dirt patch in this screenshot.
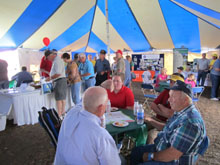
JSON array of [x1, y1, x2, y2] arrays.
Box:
[[0, 82, 219, 164]]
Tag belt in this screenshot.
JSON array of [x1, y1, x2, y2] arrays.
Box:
[[54, 77, 66, 82], [88, 76, 95, 80]]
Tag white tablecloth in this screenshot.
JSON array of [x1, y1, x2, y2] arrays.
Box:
[[0, 87, 74, 126]]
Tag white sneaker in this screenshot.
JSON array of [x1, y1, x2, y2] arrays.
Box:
[[210, 98, 218, 101]]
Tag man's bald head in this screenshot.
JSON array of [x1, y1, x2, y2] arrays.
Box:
[[83, 87, 108, 114]]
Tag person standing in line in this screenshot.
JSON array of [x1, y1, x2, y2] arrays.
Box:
[[209, 54, 218, 70], [210, 53, 220, 101], [0, 59, 9, 89], [126, 55, 134, 72], [62, 53, 81, 105], [73, 53, 80, 66], [124, 58, 131, 87], [88, 54, 96, 67], [40, 50, 52, 78], [197, 53, 210, 86], [94, 50, 110, 86], [115, 49, 125, 74], [46, 50, 67, 118], [78, 53, 95, 91]]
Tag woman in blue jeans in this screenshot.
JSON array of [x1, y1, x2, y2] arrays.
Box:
[[62, 53, 81, 104]]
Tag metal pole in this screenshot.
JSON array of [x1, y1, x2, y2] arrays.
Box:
[[105, 0, 110, 61]]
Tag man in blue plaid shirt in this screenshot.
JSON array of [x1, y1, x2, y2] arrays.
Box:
[[131, 80, 209, 165]]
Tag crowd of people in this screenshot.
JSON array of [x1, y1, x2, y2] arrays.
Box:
[[142, 53, 220, 101], [1, 50, 219, 164]]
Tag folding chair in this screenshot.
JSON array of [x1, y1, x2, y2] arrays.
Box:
[[141, 84, 158, 110], [192, 87, 204, 110], [192, 87, 204, 102]]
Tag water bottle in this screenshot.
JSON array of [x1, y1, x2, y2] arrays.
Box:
[[100, 114, 106, 128], [133, 101, 139, 116], [13, 80, 17, 91], [106, 100, 111, 115], [137, 104, 144, 125]]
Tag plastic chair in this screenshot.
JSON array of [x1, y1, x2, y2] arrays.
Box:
[[141, 84, 158, 110], [192, 87, 204, 102]]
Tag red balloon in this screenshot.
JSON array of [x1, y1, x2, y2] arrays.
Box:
[[43, 37, 50, 46]]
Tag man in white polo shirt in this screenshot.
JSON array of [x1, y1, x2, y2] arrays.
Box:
[[46, 49, 67, 118]]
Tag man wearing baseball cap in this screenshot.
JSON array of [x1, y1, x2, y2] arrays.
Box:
[[94, 50, 110, 86], [177, 66, 186, 79], [115, 49, 125, 74], [144, 73, 184, 144], [131, 80, 208, 164]]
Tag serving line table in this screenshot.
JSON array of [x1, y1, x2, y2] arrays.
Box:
[[106, 109, 148, 146], [0, 87, 74, 127]]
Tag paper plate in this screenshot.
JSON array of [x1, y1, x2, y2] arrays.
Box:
[[112, 121, 129, 127]]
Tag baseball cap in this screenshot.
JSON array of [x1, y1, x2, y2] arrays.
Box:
[[168, 80, 193, 98], [177, 66, 184, 70], [51, 49, 57, 55], [212, 54, 218, 57], [116, 49, 123, 55], [100, 49, 106, 55]]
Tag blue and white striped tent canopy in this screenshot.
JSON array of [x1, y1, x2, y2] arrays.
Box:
[[0, 0, 220, 53]]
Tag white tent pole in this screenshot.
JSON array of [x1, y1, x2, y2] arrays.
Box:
[[105, 0, 110, 61]]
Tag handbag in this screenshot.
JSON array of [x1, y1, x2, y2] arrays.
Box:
[[41, 81, 54, 94], [119, 135, 136, 158], [131, 72, 136, 79]]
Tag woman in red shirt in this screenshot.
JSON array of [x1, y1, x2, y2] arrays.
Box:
[[105, 73, 134, 110]]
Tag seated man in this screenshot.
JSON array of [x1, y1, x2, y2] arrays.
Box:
[[54, 86, 121, 165], [146, 73, 184, 144], [106, 72, 134, 110], [131, 80, 208, 165], [142, 66, 154, 84], [12, 66, 33, 87]]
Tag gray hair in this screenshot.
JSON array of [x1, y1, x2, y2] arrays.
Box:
[[79, 53, 86, 58], [181, 91, 193, 104], [83, 86, 108, 113]]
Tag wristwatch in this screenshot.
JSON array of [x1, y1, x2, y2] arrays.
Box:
[[148, 153, 154, 161]]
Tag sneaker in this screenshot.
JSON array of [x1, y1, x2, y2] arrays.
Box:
[[210, 98, 218, 101]]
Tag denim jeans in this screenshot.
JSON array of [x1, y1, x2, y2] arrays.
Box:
[[130, 144, 178, 165], [71, 82, 81, 105], [197, 70, 208, 86], [83, 77, 96, 91], [210, 74, 220, 98]]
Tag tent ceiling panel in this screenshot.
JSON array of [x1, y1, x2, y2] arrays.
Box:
[[172, 0, 220, 28], [0, 0, 64, 48], [0, 0, 31, 39], [40, 6, 96, 51], [199, 18, 220, 49], [190, 0, 220, 13], [86, 46, 97, 53], [88, 32, 113, 53], [159, 0, 201, 52], [91, 6, 131, 52], [60, 32, 89, 52], [97, 0, 151, 52], [23, 0, 96, 49], [128, 0, 174, 49]]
